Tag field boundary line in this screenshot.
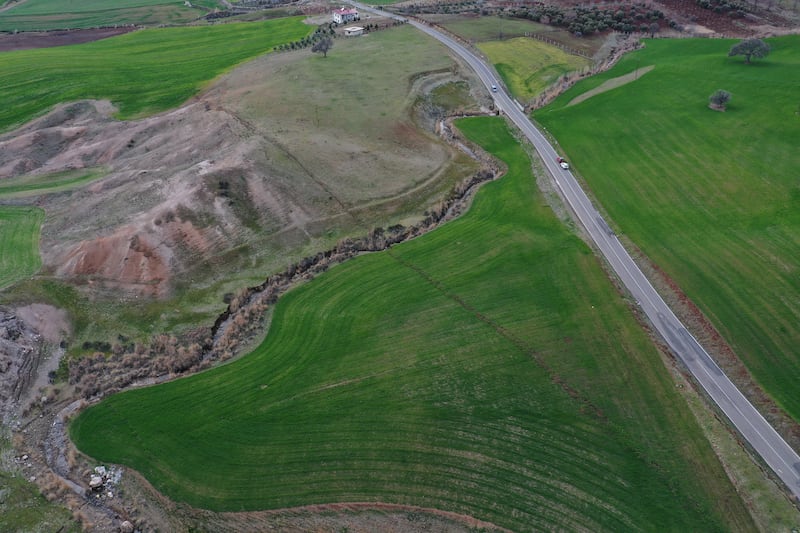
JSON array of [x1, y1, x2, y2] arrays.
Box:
[[387, 248, 607, 420]]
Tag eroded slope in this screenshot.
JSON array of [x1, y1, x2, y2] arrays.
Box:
[[1, 26, 482, 322]]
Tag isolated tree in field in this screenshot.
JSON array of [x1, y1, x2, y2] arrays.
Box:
[[728, 38, 770, 63], [709, 89, 731, 111], [312, 36, 333, 58], [648, 22, 659, 38]]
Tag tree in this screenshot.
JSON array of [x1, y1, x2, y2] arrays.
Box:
[[312, 36, 333, 58], [648, 22, 659, 38], [728, 38, 770, 64], [709, 89, 731, 111]]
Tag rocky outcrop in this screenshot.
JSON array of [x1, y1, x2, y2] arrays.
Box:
[[0, 310, 43, 421]]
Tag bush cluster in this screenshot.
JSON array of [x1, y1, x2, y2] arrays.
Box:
[[67, 161, 499, 400], [510, 4, 666, 35], [696, 0, 751, 16], [400, 2, 669, 36], [69, 329, 212, 399], [274, 24, 334, 52]]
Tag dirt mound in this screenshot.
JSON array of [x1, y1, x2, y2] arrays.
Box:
[[57, 226, 171, 297], [0, 100, 244, 296]]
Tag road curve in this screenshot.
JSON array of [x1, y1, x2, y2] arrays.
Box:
[[348, 2, 800, 500]]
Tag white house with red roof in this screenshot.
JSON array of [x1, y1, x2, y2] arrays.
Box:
[[332, 7, 359, 24]]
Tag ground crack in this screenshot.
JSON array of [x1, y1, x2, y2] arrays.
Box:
[[387, 249, 607, 421]]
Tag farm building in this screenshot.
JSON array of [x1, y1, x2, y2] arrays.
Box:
[[344, 26, 364, 36], [332, 7, 359, 24]]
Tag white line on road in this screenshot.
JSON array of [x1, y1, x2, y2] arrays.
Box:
[[347, 1, 800, 499]]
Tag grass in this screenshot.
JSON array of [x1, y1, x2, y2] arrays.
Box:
[[0, 430, 79, 532], [0, 206, 43, 290], [679, 373, 800, 531], [0, 0, 221, 31], [478, 37, 590, 102], [0, 25, 478, 352], [432, 14, 606, 55], [0, 472, 78, 531], [71, 117, 753, 531], [534, 36, 800, 421], [0, 472, 78, 532], [0, 168, 107, 199], [230, 25, 468, 206], [0, 16, 312, 132], [430, 80, 472, 107], [566, 65, 655, 107]]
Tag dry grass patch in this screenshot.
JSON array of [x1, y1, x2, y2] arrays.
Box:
[[567, 65, 654, 107], [212, 25, 465, 207], [478, 37, 590, 102]]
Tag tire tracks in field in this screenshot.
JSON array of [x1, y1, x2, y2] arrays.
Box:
[[386, 249, 607, 421]]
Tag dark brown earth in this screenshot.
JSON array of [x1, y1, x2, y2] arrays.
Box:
[[656, 0, 797, 35], [0, 27, 135, 52]]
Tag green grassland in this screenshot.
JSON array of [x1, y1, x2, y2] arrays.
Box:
[[0, 429, 80, 532], [0, 16, 311, 132], [71, 118, 753, 531], [1, 25, 479, 352], [0, 172, 102, 293], [479, 37, 589, 102], [0, 170, 103, 293], [0, 0, 221, 31], [433, 14, 606, 56], [0, 206, 43, 289], [0, 168, 106, 199], [0, 473, 78, 532], [534, 36, 800, 421]]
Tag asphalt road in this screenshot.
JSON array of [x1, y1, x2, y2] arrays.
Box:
[[348, 2, 800, 501]]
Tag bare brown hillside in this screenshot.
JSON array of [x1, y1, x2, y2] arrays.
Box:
[[2, 99, 278, 298], [0, 42, 480, 303]]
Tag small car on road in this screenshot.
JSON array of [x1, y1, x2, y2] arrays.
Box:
[[491, 84, 498, 92], [557, 157, 569, 170]]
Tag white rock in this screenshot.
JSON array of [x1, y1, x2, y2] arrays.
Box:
[[94, 465, 107, 476], [21, 454, 28, 461], [89, 475, 103, 488], [120, 520, 134, 533], [28, 475, 36, 482]]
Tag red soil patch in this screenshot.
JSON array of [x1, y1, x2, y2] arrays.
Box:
[[57, 226, 170, 298]]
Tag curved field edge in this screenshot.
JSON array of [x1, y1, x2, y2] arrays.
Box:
[[534, 35, 800, 422], [70, 117, 752, 531], [0, 16, 312, 132], [0, 206, 43, 289], [0, 168, 107, 199]]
